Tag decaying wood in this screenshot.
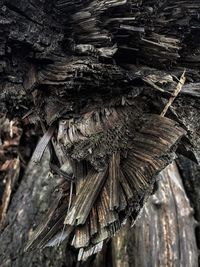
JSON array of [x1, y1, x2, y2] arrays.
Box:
[[0, 150, 76, 267], [176, 156, 200, 263], [0, 0, 200, 265], [0, 118, 22, 227], [112, 162, 198, 267], [0, 158, 20, 226], [109, 152, 120, 210], [25, 113, 186, 260], [31, 125, 56, 164], [1, 0, 200, 117]]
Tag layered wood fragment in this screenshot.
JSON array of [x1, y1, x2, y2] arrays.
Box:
[[31, 125, 56, 164], [72, 223, 90, 249], [109, 152, 120, 210], [57, 107, 119, 144], [89, 207, 98, 237], [1, 0, 200, 265], [26, 111, 186, 260], [70, 109, 186, 258], [64, 169, 108, 225]]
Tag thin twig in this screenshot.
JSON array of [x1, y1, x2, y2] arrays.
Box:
[[160, 69, 186, 117]]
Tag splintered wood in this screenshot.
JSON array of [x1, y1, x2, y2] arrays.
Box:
[[64, 169, 108, 225], [26, 112, 186, 261], [31, 126, 56, 164], [109, 152, 120, 210], [1, 0, 200, 265], [0, 158, 20, 226], [161, 70, 186, 117], [0, 119, 22, 226]]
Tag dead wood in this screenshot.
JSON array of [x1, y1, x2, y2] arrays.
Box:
[[112, 162, 198, 267], [0, 0, 200, 265]]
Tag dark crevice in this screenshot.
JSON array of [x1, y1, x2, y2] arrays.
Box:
[[5, 2, 43, 27]]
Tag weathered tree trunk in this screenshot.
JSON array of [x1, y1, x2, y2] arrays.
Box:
[[112, 162, 198, 267], [0, 0, 200, 266], [0, 150, 74, 267], [0, 154, 198, 267], [176, 156, 200, 266]]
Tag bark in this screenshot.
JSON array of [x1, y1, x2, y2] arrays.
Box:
[[0, 0, 200, 266], [0, 149, 74, 267], [112, 162, 198, 267], [1, 157, 198, 267], [176, 156, 200, 264], [1, 0, 200, 116]]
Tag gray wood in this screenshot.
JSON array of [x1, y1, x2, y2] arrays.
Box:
[[0, 150, 74, 267], [112, 162, 198, 267]]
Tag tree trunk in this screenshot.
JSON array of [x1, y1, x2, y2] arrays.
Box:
[[0, 154, 198, 266], [0, 0, 200, 266], [112, 162, 198, 267], [176, 156, 200, 266], [0, 150, 74, 267]]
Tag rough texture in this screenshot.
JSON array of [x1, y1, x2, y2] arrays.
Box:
[[112, 162, 198, 267], [176, 156, 200, 265], [0, 150, 74, 267], [24, 113, 186, 259], [0, 0, 200, 265]]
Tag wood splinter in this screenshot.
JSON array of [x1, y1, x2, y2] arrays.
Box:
[[160, 69, 186, 117]]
